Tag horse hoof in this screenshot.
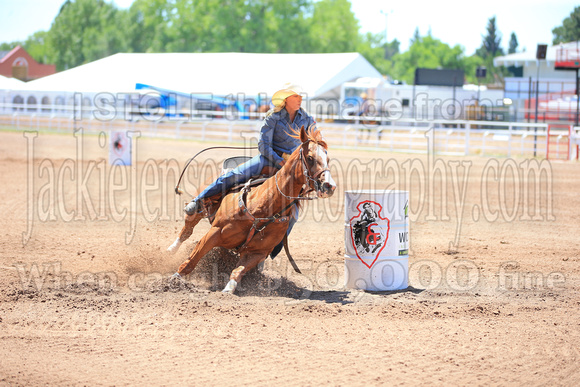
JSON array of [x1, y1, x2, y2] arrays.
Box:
[[170, 272, 182, 281], [222, 279, 238, 294], [167, 239, 182, 254]]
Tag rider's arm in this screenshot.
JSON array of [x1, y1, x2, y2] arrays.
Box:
[[258, 114, 284, 167]]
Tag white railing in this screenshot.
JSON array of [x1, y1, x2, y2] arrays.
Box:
[[0, 103, 552, 158]]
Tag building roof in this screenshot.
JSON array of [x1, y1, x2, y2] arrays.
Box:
[[0, 46, 22, 64], [21, 52, 382, 98], [0, 74, 26, 89], [494, 41, 580, 68], [0, 46, 56, 81]]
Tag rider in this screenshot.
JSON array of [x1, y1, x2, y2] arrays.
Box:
[[184, 83, 317, 253]]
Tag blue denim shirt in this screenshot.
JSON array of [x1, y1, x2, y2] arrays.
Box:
[[258, 108, 317, 166]]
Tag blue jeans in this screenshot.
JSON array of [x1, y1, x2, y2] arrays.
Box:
[[196, 154, 274, 199]]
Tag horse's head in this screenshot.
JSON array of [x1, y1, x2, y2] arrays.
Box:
[[298, 126, 336, 199]]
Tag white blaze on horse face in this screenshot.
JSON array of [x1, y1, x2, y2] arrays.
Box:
[[316, 145, 336, 198]]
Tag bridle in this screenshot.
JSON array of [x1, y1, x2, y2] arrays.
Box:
[[275, 140, 330, 201]]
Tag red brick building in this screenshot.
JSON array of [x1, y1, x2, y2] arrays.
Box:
[[0, 46, 55, 81]]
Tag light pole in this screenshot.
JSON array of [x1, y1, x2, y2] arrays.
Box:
[[575, 68, 580, 126], [534, 44, 547, 157], [476, 66, 486, 120], [380, 9, 392, 44], [380, 9, 393, 63]]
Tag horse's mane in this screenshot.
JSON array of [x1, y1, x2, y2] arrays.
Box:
[[287, 125, 328, 149], [280, 125, 327, 210]]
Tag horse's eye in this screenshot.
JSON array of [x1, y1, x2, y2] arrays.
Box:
[[307, 155, 314, 163]]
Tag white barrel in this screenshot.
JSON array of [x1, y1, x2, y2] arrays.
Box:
[[109, 131, 132, 166], [344, 190, 409, 291]]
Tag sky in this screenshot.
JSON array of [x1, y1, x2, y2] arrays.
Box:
[[0, 0, 577, 55]]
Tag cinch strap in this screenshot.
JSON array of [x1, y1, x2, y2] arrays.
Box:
[[234, 183, 295, 253]]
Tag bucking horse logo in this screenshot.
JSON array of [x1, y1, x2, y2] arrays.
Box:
[[112, 132, 125, 157], [349, 200, 390, 269]]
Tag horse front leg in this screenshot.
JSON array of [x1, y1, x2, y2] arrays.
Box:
[[222, 252, 266, 294], [167, 212, 203, 254], [172, 226, 221, 280]]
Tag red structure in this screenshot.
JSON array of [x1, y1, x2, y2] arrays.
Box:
[[525, 91, 578, 122], [554, 43, 580, 125], [522, 43, 580, 124], [555, 44, 580, 70], [0, 46, 56, 81]]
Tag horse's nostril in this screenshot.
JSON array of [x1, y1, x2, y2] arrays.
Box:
[[322, 182, 335, 194]]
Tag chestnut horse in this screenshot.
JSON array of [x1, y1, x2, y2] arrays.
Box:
[[168, 126, 336, 294]]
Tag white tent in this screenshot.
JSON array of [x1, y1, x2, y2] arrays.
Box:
[[22, 52, 382, 99], [0, 74, 25, 90]]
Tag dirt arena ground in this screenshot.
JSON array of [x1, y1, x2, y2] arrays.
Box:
[[1, 129, 579, 385]]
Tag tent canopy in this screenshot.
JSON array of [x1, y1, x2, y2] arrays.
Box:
[[494, 41, 580, 68], [22, 52, 382, 99], [0, 74, 25, 90]]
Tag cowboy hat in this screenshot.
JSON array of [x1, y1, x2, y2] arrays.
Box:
[[271, 83, 303, 107]]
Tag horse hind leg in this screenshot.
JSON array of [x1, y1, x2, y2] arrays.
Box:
[[167, 213, 203, 254]]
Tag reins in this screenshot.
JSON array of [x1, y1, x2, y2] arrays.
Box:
[[274, 141, 330, 201], [174, 145, 258, 195]]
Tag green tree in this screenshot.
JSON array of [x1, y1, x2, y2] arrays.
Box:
[[471, 16, 506, 84], [383, 39, 400, 60], [356, 32, 397, 75], [196, 0, 255, 52], [202, 0, 290, 52], [0, 0, 510, 87], [477, 16, 503, 58], [125, 0, 311, 53], [48, 0, 128, 70], [390, 34, 475, 84], [508, 32, 518, 54], [124, 0, 174, 53], [552, 6, 580, 44], [266, 0, 312, 53], [0, 41, 24, 51], [308, 0, 360, 53], [410, 27, 421, 45]]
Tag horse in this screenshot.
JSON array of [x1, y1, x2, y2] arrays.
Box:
[[167, 126, 336, 294]]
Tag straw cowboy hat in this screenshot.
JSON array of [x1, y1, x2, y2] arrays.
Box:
[[271, 83, 303, 107]]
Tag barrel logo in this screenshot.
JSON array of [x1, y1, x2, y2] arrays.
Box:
[[349, 200, 390, 269]]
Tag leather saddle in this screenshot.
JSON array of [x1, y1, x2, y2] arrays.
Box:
[[200, 156, 277, 217]]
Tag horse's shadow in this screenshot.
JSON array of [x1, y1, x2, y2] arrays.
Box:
[[192, 248, 425, 303], [304, 286, 425, 305], [235, 272, 425, 304]]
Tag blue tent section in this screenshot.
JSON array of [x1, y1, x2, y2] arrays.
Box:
[[135, 83, 255, 117]]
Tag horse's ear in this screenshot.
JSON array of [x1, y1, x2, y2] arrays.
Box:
[[300, 126, 308, 143]]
